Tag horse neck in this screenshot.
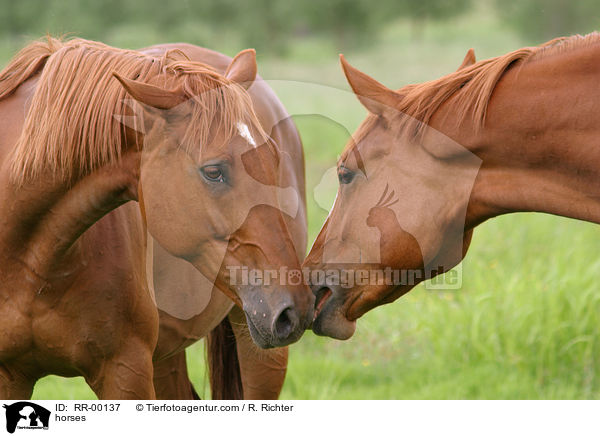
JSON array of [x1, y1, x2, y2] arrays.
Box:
[[0, 149, 141, 282], [437, 43, 600, 228]]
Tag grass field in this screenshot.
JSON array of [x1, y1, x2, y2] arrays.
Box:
[[3, 8, 598, 399]]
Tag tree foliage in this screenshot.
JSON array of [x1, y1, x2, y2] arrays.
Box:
[[495, 0, 599, 42], [0, 0, 473, 51]]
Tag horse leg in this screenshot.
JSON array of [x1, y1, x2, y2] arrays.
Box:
[[0, 363, 35, 400], [87, 338, 156, 400], [153, 351, 200, 400], [228, 306, 289, 400]]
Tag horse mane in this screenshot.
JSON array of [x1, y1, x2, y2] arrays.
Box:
[[389, 32, 600, 140], [0, 37, 265, 184]]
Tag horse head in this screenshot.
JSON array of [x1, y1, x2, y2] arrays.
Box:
[[304, 54, 481, 339], [115, 51, 314, 348]]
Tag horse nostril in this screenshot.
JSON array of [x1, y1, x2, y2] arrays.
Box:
[[273, 307, 298, 340]]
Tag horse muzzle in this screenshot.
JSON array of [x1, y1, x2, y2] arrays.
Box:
[[242, 291, 313, 348], [310, 283, 357, 340]]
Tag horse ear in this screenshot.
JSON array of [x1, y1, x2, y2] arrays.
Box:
[[225, 49, 257, 90], [457, 48, 476, 71], [340, 54, 403, 116], [113, 73, 186, 110]]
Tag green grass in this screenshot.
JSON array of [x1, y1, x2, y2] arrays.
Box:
[[282, 214, 600, 399], [15, 9, 600, 399], [33, 213, 600, 400]]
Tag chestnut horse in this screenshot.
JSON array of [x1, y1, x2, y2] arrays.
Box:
[[304, 33, 600, 339], [147, 43, 309, 400], [0, 38, 312, 399]]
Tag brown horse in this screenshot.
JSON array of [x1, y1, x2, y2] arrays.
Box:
[[0, 38, 312, 399], [146, 44, 309, 399], [304, 33, 600, 340]]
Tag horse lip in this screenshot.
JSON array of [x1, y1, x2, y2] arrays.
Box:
[[344, 290, 365, 321], [312, 287, 332, 321]]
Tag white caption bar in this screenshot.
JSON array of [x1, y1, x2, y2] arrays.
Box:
[[1, 400, 597, 436]]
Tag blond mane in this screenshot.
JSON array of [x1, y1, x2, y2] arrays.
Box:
[[0, 37, 265, 183], [389, 32, 600, 140]]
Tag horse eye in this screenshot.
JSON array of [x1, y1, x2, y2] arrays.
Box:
[[338, 166, 355, 185], [201, 165, 225, 183]]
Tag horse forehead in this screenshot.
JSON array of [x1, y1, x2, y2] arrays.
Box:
[[341, 118, 388, 162]]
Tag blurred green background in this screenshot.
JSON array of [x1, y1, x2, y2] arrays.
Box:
[[1, 0, 599, 399]]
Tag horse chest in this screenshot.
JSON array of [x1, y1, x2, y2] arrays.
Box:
[[0, 238, 142, 375], [0, 287, 34, 362], [0, 249, 44, 356]]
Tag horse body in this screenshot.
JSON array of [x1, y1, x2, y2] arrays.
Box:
[[0, 39, 310, 399], [0, 119, 155, 398], [304, 34, 600, 339]]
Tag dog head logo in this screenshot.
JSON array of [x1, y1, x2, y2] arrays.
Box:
[[3, 402, 50, 433]]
